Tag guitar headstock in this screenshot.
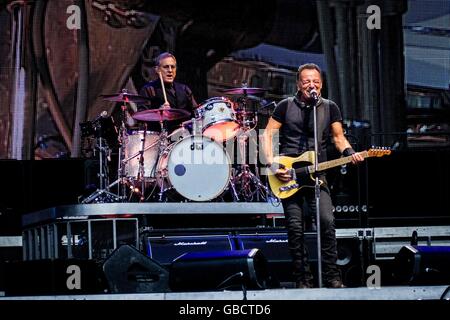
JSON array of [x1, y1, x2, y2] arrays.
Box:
[[367, 147, 391, 157]]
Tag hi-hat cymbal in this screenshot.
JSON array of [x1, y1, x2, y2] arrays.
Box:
[[132, 108, 190, 122], [100, 92, 151, 104], [220, 87, 267, 95]]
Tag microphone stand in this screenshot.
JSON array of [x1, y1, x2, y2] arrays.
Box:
[[312, 94, 323, 288]]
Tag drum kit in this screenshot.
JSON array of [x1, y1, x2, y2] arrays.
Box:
[[81, 86, 273, 204]]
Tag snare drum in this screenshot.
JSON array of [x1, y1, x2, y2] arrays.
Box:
[[124, 131, 160, 180], [195, 97, 239, 142], [156, 135, 231, 201]]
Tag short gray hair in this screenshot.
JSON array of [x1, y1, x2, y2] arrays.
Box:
[[297, 63, 322, 80], [155, 52, 177, 67]]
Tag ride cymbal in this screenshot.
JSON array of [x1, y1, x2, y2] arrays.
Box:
[[132, 108, 190, 121]]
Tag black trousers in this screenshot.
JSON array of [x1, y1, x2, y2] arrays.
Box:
[[281, 185, 341, 284]]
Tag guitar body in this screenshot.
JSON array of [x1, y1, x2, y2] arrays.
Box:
[[268, 151, 323, 199], [268, 147, 390, 200]]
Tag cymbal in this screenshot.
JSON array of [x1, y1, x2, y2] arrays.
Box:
[[132, 108, 190, 122], [100, 92, 151, 104], [220, 87, 267, 95]]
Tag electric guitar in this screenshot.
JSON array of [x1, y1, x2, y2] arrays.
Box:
[[268, 148, 391, 199]]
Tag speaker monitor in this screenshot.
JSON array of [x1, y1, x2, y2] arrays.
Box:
[[394, 245, 450, 285], [169, 249, 269, 292], [103, 245, 169, 293]]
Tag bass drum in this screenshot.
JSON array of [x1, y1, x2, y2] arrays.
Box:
[[156, 135, 231, 201]]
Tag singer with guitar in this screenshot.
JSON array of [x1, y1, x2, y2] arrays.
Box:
[[262, 63, 364, 289]]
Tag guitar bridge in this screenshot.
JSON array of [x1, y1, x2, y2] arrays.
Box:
[[280, 183, 299, 192]]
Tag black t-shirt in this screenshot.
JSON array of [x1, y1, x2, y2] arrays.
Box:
[[272, 94, 342, 162], [138, 80, 198, 133]]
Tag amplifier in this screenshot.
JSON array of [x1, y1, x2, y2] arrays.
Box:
[[235, 232, 318, 261], [234, 232, 317, 283], [146, 234, 236, 265]]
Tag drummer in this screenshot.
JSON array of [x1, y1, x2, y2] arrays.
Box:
[[138, 52, 198, 133]]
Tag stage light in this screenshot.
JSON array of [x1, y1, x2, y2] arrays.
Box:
[[394, 245, 450, 285], [169, 249, 269, 292]]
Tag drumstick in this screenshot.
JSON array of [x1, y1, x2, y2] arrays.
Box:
[[158, 71, 169, 106]]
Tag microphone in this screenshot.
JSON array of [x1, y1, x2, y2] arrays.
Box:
[[310, 89, 319, 101]]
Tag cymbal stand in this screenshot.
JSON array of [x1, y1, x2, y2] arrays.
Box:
[[106, 96, 132, 201], [116, 100, 131, 200], [81, 136, 120, 203], [232, 97, 269, 202], [135, 124, 147, 201], [156, 116, 170, 202]]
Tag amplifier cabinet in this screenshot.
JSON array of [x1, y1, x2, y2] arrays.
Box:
[[146, 234, 236, 266]]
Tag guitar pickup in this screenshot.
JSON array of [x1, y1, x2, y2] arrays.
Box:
[[289, 168, 296, 180], [280, 183, 299, 192]]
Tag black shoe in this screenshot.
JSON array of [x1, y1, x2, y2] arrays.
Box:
[[326, 279, 346, 288], [296, 280, 314, 289]]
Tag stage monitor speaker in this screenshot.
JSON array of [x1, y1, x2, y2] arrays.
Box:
[[169, 249, 269, 292], [145, 234, 235, 266], [103, 245, 169, 293], [4, 259, 105, 296], [394, 245, 450, 285]]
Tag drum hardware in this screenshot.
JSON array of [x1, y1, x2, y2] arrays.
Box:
[[81, 134, 120, 204], [224, 85, 270, 202], [99, 89, 153, 201]]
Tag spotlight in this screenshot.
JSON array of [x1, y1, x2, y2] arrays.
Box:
[[394, 245, 450, 285], [169, 249, 269, 292]]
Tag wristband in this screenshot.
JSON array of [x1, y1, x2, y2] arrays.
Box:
[[342, 147, 356, 157]]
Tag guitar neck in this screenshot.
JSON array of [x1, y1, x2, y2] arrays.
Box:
[[308, 150, 368, 173]]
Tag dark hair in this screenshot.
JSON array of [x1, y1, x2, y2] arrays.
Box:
[[297, 63, 322, 80], [155, 52, 177, 67]]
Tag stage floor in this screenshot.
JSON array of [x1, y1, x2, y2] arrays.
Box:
[[1, 285, 449, 300]]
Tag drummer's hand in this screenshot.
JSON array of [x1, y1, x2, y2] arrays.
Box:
[[162, 102, 171, 109]]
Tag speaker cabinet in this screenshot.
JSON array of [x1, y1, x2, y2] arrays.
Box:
[[169, 249, 269, 292], [145, 234, 236, 266], [103, 245, 169, 293], [234, 232, 317, 283]]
